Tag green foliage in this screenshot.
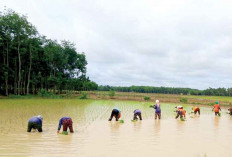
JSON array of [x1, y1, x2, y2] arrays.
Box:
[[181, 117, 185, 121], [119, 120, 124, 123], [38, 89, 61, 98], [108, 89, 115, 98], [144, 96, 150, 101], [62, 131, 68, 135], [98, 85, 232, 97], [0, 8, 97, 96], [208, 102, 215, 106], [180, 98, 188, 103], [79, 92, 87, 99], [101, 94, 106, 99]]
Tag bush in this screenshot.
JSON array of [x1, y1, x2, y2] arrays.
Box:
[[180, 98, 188, 103], [79, 92, 87, 99], [38, 89, 61, 98], [144, 96, 150, 101], [108, 89, 115, 98], [208, 102, 215, 106], [8, 94, 23, 98]]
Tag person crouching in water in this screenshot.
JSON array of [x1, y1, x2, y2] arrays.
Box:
[[213, 101, 221, 116], [133, 109, 142, 121], [27, 115, 43, 132], [108, 108, 121, 121], [151, 100, 161, 119], [57, 117, 74, 133], [192, 106, 200, 115], [228, 107, 232, 115], [176, 108, 186, 119]]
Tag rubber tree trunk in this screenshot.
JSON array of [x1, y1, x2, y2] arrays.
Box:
[[17, 42, 21, 95], [27, 45, 32, 95]]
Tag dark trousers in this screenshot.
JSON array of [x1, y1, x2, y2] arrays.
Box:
[[133, 113, 142, 120], [176, 111, 183, 119], [215, 112, 219, 116], [62, 119, 73, 132], [155, 113, 161, 119], [27, 122, 42, 132], [109, 109, 119, 121]]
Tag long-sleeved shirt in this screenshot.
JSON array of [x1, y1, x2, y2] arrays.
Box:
[[134, 109, 141, 114], [28, 116, 43, 125], [114, 108, 121, 113], [58, 117, 71, 130], [153, 104, 161, 113]]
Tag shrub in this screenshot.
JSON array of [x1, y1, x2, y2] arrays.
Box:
[[144, 96, 150, 101], [38, 89, 61, 98], [79, 92, 87, 99], [208, 102, 214, 106], [180, 98, 188, 103], [108, 89, 115, 98]]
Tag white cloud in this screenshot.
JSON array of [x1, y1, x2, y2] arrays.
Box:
[[1, 0, 232, 89]]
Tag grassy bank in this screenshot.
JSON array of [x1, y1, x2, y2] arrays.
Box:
[[1, 91, 232, 106]]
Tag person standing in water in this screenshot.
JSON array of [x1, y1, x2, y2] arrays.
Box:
[[212, 101, 221, 116], [57, 117, 74, 133], [27, 115, 43, 132], [192, 106, 200, 115], [108, 108, 121, 121], [151, 100, 161, 119], [133, 109, 142, 121]]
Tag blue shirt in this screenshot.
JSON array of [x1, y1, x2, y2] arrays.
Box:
[[28, 116, 43, 125], [58, 117, 71, 130], [134, 109, 141, 114], [154, 104, 161, 113], [114, 108, 121, 113]]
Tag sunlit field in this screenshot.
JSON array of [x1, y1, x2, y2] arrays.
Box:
[[0, 99, 232, 156]]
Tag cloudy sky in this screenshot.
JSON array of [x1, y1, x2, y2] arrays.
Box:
[[1, 0, 232, 89]]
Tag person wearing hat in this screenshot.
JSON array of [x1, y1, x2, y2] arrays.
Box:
[[213, 101, 221, 116], [57, 117, 74, 133], [108, 108, 121, 121], [27, 115, 43, 132], [151, 100, 161, 119], [175, 106, 183, 109], [133, 109, 142, 121]]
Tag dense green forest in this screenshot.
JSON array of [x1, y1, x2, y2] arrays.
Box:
[[98, 86, 232, 96], [0, 8, 97, 95]]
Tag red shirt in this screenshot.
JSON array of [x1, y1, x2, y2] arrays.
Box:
[[214, 104, 220, 112]]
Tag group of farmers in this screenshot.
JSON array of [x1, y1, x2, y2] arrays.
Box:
[[27, 100, 232, 133]]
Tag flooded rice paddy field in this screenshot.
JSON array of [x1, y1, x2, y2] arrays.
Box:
[[0, 99, 232, 157]]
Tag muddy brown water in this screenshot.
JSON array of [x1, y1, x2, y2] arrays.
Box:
[[0, 99, 231, 157]]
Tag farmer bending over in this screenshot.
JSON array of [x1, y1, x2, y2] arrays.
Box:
[[27, 115, 43, 132], [108, 108, 121, 121], [213, 101, 221, 116], [192, 106, 200, 115], [228, 107, 232, 115], [133, 109, 142, 120], [176, 108, 186, 119], [57, 117, 74, 133]]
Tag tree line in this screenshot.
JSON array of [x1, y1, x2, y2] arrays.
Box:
[[98, 86, 232, 96], [0, 8, 97, 96]]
